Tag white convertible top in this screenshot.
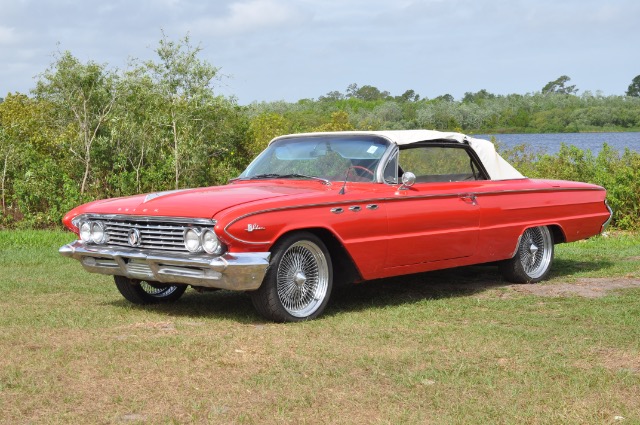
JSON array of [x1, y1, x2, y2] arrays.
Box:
[[271, 130, 524, 181]]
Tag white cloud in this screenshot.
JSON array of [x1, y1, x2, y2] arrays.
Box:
[[0, 25, 18, 45], [0, 0, 638, 101], [189, 0, 310, 35]]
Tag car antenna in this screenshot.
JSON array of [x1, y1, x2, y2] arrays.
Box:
[[338, 167, 353, 195]]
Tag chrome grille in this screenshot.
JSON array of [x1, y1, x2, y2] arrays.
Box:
[[77, 215, 215, 253], [106, 220, 187, 251]]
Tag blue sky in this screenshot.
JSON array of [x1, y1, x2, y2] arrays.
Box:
[[1, 0, 639, 104]]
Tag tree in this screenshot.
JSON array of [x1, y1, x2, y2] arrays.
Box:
[[626, 75, 640, 97], [0, 92, 73, 226], [345, 83, 390, 101], [434, 94, 454, 102], [109, 68, 164, 194], [462, 89, 496, 103], [313, 111, 354, 132], [398, 89, 420, 102], [248, 113, 291, 157], [345, 83, 359, 99], [139, 33, 223, 189], [318, 90, 344, 101], [33, 51, 119, 194], [542, 75, 578, 95], [0, 127, 12, 215]]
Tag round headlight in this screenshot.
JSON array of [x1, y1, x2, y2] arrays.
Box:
[[91, 221, 106, 244], [201, 229, 220, 254], [79, 221, 91, 242], [184, 228, 202, 253]]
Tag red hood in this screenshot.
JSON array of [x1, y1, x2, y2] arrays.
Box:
[[64, 183, 321, 225]]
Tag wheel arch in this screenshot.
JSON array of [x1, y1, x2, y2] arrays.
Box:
[[500, 224, 556, 283], [547, 224, 566, 244], [271, 227, 362, 287], [509, 223, 566, 259]]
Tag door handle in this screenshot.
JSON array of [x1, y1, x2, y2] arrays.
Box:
[[461, 194, 477, 206]]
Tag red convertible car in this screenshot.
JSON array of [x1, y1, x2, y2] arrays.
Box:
[[60, 130, 612, 321]]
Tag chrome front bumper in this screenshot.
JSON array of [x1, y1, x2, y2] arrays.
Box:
[[59, 241, 270, 291]]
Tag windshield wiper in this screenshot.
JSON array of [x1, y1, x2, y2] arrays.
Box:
[[279, 173, 331, 185], [243, 173, 331, 185], [246, 173, 282, 180]]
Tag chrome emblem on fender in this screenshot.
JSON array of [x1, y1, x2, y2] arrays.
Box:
[[128, 228, 142, 247], [246, 224, 265, 232]]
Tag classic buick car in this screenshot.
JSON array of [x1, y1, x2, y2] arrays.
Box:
[[60, 130, 612, 321]]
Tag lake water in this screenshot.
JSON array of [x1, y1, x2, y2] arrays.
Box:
[[474, 132, 640, 155]]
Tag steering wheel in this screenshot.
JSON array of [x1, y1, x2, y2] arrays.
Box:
[[350, 165, 374, 178]]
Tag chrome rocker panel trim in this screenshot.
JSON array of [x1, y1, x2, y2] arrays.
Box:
[[59, 241, 270, 291]]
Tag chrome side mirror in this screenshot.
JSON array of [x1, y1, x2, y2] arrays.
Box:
[[399, 172, 415, 190]]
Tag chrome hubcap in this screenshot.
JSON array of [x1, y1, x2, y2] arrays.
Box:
[[294, 271, 307, 286], [529, 243, 539, 263]]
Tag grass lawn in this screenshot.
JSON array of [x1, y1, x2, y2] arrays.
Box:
[[0, 230, 639, 424]]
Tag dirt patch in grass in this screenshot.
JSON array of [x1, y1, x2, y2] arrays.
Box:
[[510, 277, 640, 298], [574, 348, 640, 374], [596, 348, 640, 373], [122, 321, 177, 331]]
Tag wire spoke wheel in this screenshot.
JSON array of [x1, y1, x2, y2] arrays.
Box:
[[252, 232, 333, 322], [518, 227, 553, 279], [276, 240, 329, 317], [500, 226, 555, 283], [114, 276, 187, 304], [139, 281, 179, 298]]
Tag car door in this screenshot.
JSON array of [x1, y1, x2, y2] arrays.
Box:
[[382, 144, 483, 268]]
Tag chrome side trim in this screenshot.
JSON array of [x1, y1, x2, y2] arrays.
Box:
[[464, 187, 604, 197], [223, 186, 606, 245], [59, 241, 269, 291]]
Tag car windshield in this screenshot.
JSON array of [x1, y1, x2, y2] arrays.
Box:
[[238, 135, 390, 182]]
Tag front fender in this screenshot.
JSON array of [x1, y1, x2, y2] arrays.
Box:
[[221, 202, 388, 279]]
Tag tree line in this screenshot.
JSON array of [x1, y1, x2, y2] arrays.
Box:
[[1, 35, 639, 229], [252, 75, 640, 135]]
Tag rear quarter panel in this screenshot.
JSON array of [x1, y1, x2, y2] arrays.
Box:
[[473, 179, 608, 263]]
